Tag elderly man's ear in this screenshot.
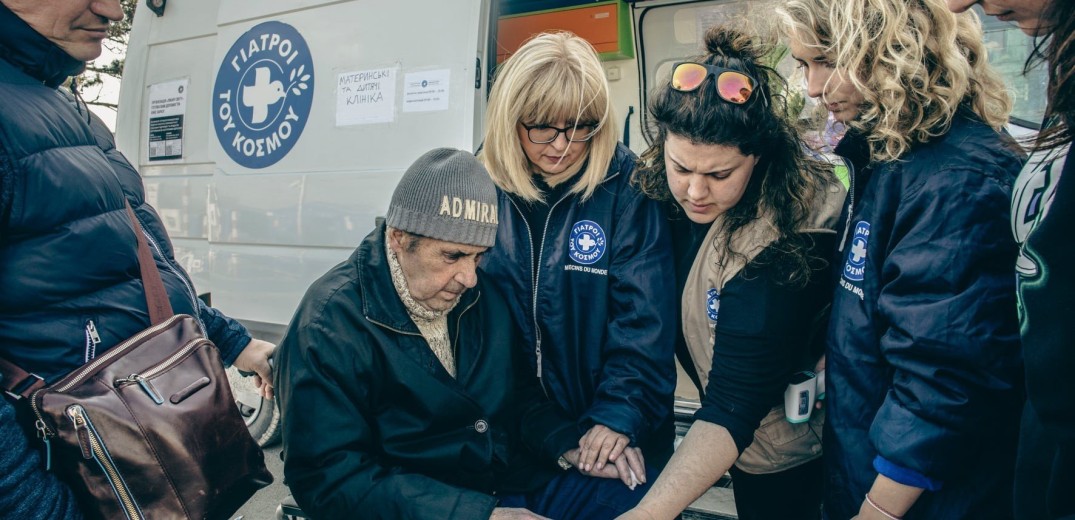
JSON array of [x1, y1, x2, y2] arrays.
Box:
[[387, 228, 405, 254], [388, 228, 424, 255]]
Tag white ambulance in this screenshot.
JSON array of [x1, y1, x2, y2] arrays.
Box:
[[116, 1, 1044, 517]]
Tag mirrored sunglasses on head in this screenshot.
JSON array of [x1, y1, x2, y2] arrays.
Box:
[[670, 62, 757, 104]]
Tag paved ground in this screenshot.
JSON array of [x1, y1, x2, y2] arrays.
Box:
[[234, 444, 290, 520]]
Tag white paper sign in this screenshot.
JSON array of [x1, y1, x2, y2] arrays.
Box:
[[403, 69, 451, 113], [336, 68, 397, 126], [147, 79, 188, 161]]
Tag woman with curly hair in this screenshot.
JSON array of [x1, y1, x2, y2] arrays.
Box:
[[947, 2, 1075, 518], [777, 0, 1026, 518], [616, 26, 844, 520]]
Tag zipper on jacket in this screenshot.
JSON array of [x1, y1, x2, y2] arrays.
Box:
[[66, 405, 145, 520], [132, 208, 205, 335], [50, 315, 185, 394], [838, 159, 857, 252], [140, 228, 199, 313], [112, 338, 206, 405], [85, 319, 101, 362], [506, 191, 572, 398]]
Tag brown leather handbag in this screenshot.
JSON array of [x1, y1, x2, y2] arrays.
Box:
[[0, 203, 272, 520]]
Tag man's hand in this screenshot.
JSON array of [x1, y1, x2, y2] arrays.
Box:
[[233, 338, 275, 400], [611, 446, 646, 490], [577, 424, 645, 481], [562, 448, 621, 481], [490, 507, 551, 519], [563, 445, 646, 489]]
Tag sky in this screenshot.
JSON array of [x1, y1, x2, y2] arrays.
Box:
[[86, 43, 125, 131]]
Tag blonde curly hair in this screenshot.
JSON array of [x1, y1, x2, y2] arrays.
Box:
[[778, 0, 1012, 162]]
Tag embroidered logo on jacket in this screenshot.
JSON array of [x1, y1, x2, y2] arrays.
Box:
[[843, 221, 870, 282], [213, 21, 314, 169], [568, 220, 606, 265], [707, 288, 720, 322]]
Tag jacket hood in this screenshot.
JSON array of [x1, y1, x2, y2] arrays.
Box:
[[0, 3, 86, 87]]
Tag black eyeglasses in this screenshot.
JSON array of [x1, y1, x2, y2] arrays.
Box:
[[521, 122, 598, 144]]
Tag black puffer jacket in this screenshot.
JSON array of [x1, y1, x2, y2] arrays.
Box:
[[274, 224, 571, 520], [0, 6, 251, 384], [0, 5, 252, 519]]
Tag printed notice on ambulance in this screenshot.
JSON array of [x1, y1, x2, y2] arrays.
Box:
[[336, 67, 397, 126], [147, 79, 188, 161], [403, 69, 450, 113]]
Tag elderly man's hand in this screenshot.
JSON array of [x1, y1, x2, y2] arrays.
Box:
[[233, 338, 276, 400], [562, 448, 621, 480]]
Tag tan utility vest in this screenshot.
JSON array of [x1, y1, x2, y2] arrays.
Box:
[[682, 182, 843, 474]]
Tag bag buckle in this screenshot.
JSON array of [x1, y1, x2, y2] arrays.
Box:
[[4, 372, 45, 400]]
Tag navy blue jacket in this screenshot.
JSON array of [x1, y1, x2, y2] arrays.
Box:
[[481, 143, 677, 463], [0, 6, 250, 518], [824, 112, 1025, 519]]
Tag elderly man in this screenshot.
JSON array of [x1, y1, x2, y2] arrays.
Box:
[[0, 1, 275, 518], [274, 148, 651, 520]]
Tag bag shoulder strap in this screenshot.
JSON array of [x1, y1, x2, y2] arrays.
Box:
[[1, 201, 174, 398], [126, 201, 173, 325]]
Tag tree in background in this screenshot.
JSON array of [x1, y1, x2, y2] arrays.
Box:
[[77, 0, 136, 110]]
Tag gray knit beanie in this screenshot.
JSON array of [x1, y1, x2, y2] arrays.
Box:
[[386, 148, 499, 247]]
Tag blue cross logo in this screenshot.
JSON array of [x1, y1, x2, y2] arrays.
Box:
[[578, 233, 597, 252], [242, 67, 286, 126], [843, 221, 869, 282], [706, 288, 720, 322], [568, 220, 606, 265], [850, 238, 867, 264], [213, 21, 314, 169]]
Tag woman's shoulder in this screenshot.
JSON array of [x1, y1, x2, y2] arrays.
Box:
[[899, 112, 1024, 179]]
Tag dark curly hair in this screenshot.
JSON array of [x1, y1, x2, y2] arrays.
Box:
[[1029, 0, 1074, 152], [633, 25, 836, 287]]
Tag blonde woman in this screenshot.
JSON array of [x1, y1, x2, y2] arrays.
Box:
[[777, 1, 1026, 519], [479, 32, 677, 516]]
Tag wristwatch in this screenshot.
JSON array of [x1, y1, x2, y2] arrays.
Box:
[[556, 455, 573, 471]]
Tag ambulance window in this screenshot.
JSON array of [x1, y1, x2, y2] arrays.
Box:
[[974, 5, 1048, 130], [636, 1, 1049, 145], [635, 1, 806, 147]]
